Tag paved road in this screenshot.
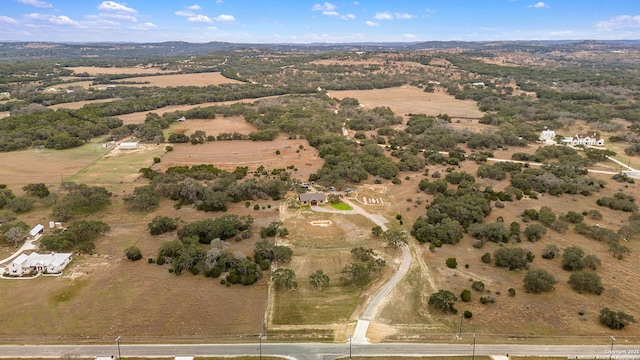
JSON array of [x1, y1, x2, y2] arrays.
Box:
[[0, 342, 636, 359]]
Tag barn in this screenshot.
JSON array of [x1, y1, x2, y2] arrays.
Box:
[[118, 142, 139, 150]]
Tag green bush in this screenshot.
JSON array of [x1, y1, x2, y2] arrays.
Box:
[[464, 310, 473, 319], [125, 246, 142, 261], [599, 308, 636, 330], [460, 289, 471, 302], [508, 288, 516, 297], [481, 252, 491, 264], [446, 257, 458, 269]]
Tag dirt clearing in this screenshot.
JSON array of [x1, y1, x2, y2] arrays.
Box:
[[48, 98, 121, 110], [112, 72, 243, 87], [67, 66, 175, 76], [331, 86, 483, 119], [159, 136, 323, 182]]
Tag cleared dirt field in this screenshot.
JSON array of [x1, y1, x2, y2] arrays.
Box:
[[67, 66, 175, 76], [331, 86, 484, 119], [112, 73, 243, 87], [173, 116, 257, 136], [116, 96, 283, 125], [159, 136, 323, 182], [48, 98, 121, 110]]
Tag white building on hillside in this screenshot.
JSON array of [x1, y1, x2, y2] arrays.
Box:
[[563, 133, 605, 147], [539, 129, 556, 144], [7, 252, 73, 276]]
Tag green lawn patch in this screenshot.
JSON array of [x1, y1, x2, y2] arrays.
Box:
[[330, 202, 353, 211]]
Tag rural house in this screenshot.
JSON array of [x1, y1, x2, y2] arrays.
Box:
[[563, 133, 604, 147], [539, 129, 556, 144], [299, 192, 326, 206], [7, 252, 73, 276]]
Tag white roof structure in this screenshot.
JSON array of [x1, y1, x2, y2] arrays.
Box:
[[119, 142, 139, 150], [175, 357, 194, 360], [13, 252, 72, 268], [29, 224, 44, 237]]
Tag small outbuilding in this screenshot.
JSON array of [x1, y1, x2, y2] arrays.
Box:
[[29, 224, 44, 240], [176, 116, 186, 122], [299, 192, 326, 206], [118, 142, 139, 150]]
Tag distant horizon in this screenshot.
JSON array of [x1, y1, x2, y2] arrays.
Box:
[[2, 38, 640, 45], [1, 1, 639, 43]]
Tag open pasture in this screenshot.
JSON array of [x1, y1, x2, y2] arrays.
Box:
[[330, 86, 483, 119], [175, 116, 257, 137], [158, 137, 323, 182], [112, 72, 243, 87], [48, 98, 121, 110], [116, 96, 283, 125], [0, 143, 109, 187], [67, 66, 175, 76]]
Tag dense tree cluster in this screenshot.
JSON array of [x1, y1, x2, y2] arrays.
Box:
[[40, 220, 110, 253], [52, 182, 112, 221]]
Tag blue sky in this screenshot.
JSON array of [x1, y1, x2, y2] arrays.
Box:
[[1, 0, 639, 43]]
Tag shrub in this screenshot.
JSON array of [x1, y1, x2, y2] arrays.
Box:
[[481, 252, 491, 264], [568, 271, 604, 295], [165, 145, 173, 151], [508, 288, 516, 297], [523, 269, 557, 293], [599, 308, 637, 330], [541, 244, 560, 259], [480, 295, 496, 304], [460, 289, 471, 302], [156, 256, 166, 265], [471, 281, 485, 292], [562, 246, 585, 271], [524, 223, 547, 242], [254, 204, 260, 210], [148, 216, 178, 235], [494, 247, 529, 270], [428, 290, 458, 314], [446, 257, 458, 269], [153, 157, 161, 164], [125, 246, 142, 261], [464, 310, 473, 319]]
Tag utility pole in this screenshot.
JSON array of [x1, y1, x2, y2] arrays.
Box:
[[349, 335, 352, 360], [115, 336, 121, 360], [458, 313, 463, 339], [259, 333, 262, 360], [472, 333, 476, 360]]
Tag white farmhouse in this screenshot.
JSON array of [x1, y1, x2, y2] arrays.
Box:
[[565, 133, 604, 147], [7, 252, 73, 276], [539, 129, 556, 144]]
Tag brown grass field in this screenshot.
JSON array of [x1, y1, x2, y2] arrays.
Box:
[[112, 73, 243, 88], [48, 98, 121, 110], [66, 66, 175, 76], [116, 96, 282, 125], [330, 86, 484, 120]]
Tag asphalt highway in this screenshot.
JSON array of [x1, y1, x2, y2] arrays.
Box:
[[0, 342, 637, 359]]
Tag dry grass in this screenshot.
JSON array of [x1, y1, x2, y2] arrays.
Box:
[[66, 66, 175, 76], [48, 98, 121, 110], [112, 73, 243, 87], [330, 86, 484, 119], [116, 96, 282, 125], [158, 135, 323, 182]]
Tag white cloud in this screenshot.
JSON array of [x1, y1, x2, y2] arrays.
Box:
[[216, 0, 223, 3], [596, 15, 640, 30], [323, 11, 339, 16], [98, 1, 137, 13], [529, 2, 549, 9], [134, 22, 156, 30], [188, 14, 213, 23], [549, 30, 572, 35], [23, 13, 49, 20], [374, 12, 393, 20], [312, 2, 337, 11], [365, 20, 379, 27], [101, 13, 137, 22], [353, 1, 359, 5], [214, 14, 235, 22], [0, 16, 18, 24], [186, 5, 201, 10], [175, 11, 195, 17], [395, 12, 415, 19], [403, 33, 416, 39], [49, 15, 78, 25], [341, 14, 356, 20], [16, 0, 53, 9]]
